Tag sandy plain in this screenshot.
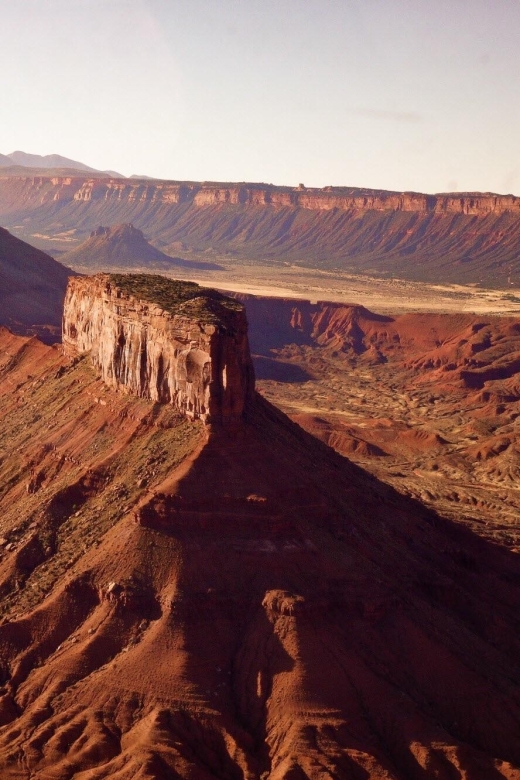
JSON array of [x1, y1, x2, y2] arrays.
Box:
[[160, 260, 520, 315]]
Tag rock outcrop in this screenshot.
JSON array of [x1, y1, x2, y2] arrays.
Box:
[[59, 223, 219, 271], [62, 274, 255, 423]]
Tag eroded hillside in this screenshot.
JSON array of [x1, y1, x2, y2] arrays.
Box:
[[0, 285, 520, 777], [0, 227, 74, 342], [243, 295, 520, 543], [59, 223, 220, 272]]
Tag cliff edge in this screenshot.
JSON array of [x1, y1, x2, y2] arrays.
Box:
[[62, 274, 255, 423]]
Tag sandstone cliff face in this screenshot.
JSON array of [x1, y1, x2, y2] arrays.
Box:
[[3, 175, 520, 215], [62, 275, 255, 423]]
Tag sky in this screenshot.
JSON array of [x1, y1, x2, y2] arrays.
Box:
[[1, 0, 519, 194]]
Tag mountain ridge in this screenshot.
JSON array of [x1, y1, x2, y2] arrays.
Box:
[[5, 150, 100, 172], [0, 151, 122, 177]]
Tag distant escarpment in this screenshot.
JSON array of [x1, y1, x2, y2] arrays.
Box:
[[63, 274, 254, 423], [2, 175, 520, 285]]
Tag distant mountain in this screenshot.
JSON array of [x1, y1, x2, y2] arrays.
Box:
[[2, 151, 123, 177], [7, 151, 99, 172], [0, 226, 75, 342], [60, 223, 222, 271]]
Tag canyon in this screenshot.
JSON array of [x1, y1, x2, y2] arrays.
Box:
[[240, 295, 520, 544], [1, 289, 520, 777], [1, 173, 520, 286], [1, 223, 520, 776]]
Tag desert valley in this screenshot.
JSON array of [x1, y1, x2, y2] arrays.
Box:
[[0, 155, 519, 779]]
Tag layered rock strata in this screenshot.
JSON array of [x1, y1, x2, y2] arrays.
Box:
[[3, 175, 520, 215], [62, 274, 255, 423]]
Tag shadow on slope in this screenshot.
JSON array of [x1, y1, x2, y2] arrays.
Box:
[[0, 331, 518, 778], [0, 227, 75, 343], [127, 394, 520, 779]]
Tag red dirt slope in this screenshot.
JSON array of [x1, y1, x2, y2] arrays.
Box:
[[0, 227, 74, 342], [0, 329, 520, 777]]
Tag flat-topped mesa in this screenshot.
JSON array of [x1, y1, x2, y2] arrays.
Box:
[[62, 274, 255, 424]]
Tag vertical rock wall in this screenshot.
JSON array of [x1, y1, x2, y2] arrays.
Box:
[[62, 275, 255, 423]]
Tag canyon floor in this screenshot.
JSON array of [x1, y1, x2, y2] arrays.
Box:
[[239, 297, 520, 551], [187, 262, 520, 316]]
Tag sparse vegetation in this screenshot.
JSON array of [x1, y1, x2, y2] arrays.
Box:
[[109, 273, 243, 329], [0, 343, 204, 617]]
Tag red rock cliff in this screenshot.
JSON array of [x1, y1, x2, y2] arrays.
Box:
[[3, 175, 520, 215], [62, 275, 255, 423]]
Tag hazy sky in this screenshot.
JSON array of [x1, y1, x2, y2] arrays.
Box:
[[1, 0, 519, 193]]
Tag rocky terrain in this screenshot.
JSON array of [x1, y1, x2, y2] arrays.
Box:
[[0, 226, 74, 343], [1, 175, 520, 285], [0, 278, 519, 777], [240, 295, 520, 544], [59, 223, 220, 272], [0, 275, 520, 780], [0, 260, 520, 780], [64, 274, 254, 423]]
